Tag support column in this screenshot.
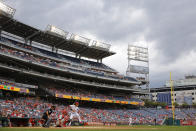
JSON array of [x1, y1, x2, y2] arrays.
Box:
[[30, 40, 32, 46], [52, 46, 55, 52], [24, 38, 28, 45], [75, 54, 78, 58]]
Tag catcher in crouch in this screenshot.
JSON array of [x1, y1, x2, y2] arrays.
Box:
[[56, 109, 68, 127]]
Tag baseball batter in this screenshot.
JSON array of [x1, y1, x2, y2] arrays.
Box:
[[68, 102, 81, 126]]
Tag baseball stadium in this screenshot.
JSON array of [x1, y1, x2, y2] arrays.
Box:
[[0, 1, 196, 131]]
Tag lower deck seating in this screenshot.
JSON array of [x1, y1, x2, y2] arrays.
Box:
[[1, 97, 196, 125]]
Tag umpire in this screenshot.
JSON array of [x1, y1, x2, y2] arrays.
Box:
[[42, 106, 56, 127]]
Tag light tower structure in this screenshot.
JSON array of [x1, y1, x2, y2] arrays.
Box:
[[126, 42, 150, 93]]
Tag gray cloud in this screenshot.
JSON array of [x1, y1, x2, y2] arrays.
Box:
[[144, 0, 196, 63]]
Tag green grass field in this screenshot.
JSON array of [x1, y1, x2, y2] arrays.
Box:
[[0, 126, 196, 131]]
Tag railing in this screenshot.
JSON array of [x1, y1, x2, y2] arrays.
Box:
[[0, 44, 139, 84], [0, 36, 116, 73], [0, 62, 139, 91], [0, 79, 37, 89]]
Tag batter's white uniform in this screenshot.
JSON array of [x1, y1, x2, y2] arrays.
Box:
[[129, 117, 133, 126], [69, 105, 81, 122]]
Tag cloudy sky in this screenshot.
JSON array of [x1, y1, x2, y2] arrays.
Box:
[[6, 0, 196, 88]]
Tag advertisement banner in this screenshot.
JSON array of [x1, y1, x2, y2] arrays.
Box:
[[0, 85, 29, 93], [73, 96, 80, 100], [62, 95, 72, 99], [81, 97, 90, 101], [105, 100, 113, 103], [115, 100, 120, 103], [92, 98, 101, 102], [55, 93, 143, 106]]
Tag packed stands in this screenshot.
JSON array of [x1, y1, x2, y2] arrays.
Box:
[[0, 36, 114, 71], [1, 96, 196, 126], [3, 2, 195, 128], [0, 36, 137, 83], [0, 79, 38, 89], [0, 79, 37, 94], [45, 86, 143, 104]]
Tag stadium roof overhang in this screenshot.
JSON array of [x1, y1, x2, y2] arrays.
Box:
[[0, 14, 115, 60]]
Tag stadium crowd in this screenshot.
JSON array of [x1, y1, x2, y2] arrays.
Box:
[[46, 86, 143, 102], [0, 78, 143, 103], [0, 79, 37, 89], [0, 37, 137, 82], [0, 5, 196, 127], [1, 96, 196, 127], [0, 37, 195, 127]]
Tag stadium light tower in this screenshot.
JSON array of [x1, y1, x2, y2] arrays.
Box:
[[45, 25, 68, 39], [126, 42, 150, 96], [91, 40, 111, 51], [0, 0, 15, 17], [70, 34, 91, 46]]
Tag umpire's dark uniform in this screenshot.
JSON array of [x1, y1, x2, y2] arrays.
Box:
[[42, 106, 55, 127]]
